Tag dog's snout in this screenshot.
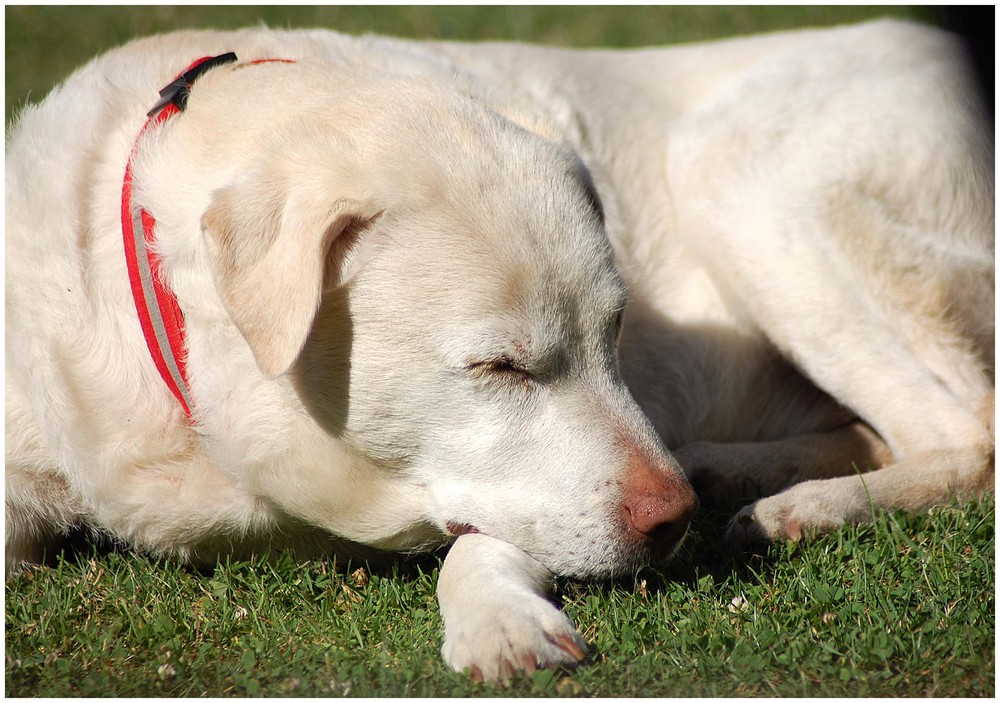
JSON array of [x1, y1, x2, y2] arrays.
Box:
[[621, 453, 699, 552]]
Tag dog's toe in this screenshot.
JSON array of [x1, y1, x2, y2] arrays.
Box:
[[441, 591, 587, 684], [724, 505, 777, 547]]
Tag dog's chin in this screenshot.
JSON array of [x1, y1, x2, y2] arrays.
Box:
[[550, 522, 696, 581], [441, 520, 692, 581], [442, 517, 690, 580]]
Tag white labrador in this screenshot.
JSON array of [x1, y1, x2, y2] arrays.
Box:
[[6, 20, 993, 681]]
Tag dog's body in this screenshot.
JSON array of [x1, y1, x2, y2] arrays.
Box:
[[6, 20, 993, 680]]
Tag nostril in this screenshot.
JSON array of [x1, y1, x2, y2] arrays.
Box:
[[621, 465, 699, 552], [643, 512, 693, 551], [624, 491, 698, 544]]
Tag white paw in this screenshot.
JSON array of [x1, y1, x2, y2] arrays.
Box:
[[436, 533, 588, 683], [441, 590, 587, 683], [725, 477, 871, 546]]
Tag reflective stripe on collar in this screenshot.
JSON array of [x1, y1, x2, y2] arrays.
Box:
[[120, 53, 291, 421]]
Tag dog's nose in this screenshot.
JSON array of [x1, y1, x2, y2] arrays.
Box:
[[621, 454, 699, 552]]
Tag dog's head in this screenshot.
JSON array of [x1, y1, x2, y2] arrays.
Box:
[[199, 65, 696, 579]]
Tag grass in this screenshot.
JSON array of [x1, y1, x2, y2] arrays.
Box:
[[5, 4, 992, 697], [6, 494, 994, 697]]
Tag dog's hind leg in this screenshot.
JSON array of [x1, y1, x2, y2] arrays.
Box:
[[712, 211, 991, 542], [673, 178, 993, 543], [664, 26, 994, 543], [676, 420, 895, 507], [727, 436, 994, 544], [723, 353, 992, 544]]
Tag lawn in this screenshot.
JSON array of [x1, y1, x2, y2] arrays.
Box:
[[5, 4, 993, 698], [6, 496, 994, 696]]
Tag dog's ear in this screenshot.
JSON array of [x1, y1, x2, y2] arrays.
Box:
[[203, 167, 382, 379]]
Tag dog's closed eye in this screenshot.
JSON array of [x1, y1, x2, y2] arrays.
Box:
[[465, 356, 535, 385]]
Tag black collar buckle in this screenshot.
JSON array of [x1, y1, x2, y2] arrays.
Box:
[[147, 51, 239, 117]]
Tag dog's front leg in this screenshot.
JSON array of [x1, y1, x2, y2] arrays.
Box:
[[437, 533, 587, 683]]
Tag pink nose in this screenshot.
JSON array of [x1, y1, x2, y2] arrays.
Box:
[[621, 452, 699, 552]]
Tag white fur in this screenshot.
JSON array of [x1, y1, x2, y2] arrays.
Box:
[[6, 20, 993, 680]]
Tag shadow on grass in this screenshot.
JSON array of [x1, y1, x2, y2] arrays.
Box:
[[550, 500, 787, 610], [41, 487, 780, 602], [41, 519, 446, 588], [42, 493, 773, 590]]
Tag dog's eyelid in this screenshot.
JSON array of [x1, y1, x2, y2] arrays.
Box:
[[467, 355, 524, 372], [465, 355, 534, 381]]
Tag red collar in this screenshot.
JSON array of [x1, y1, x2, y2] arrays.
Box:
[[121, 53, 292, 421]]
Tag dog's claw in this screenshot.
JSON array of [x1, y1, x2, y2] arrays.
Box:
[[498, 657, 516, 684], [552, 633, 588, 662]]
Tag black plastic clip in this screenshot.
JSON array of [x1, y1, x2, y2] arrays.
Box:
[[147, 52, 239, 117]]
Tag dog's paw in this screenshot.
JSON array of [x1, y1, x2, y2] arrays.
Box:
[[441, 590, 587, 683], [437, 533, 587, 683], [725, 478, 871, 547]]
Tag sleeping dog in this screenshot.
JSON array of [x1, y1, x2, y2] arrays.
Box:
[[6, 20, 992, 680]]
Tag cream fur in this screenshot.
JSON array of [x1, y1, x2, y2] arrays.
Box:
[[6, 20, 993, 681]]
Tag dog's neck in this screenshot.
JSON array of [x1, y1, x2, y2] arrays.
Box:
[[120, 53, 293, 422]]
